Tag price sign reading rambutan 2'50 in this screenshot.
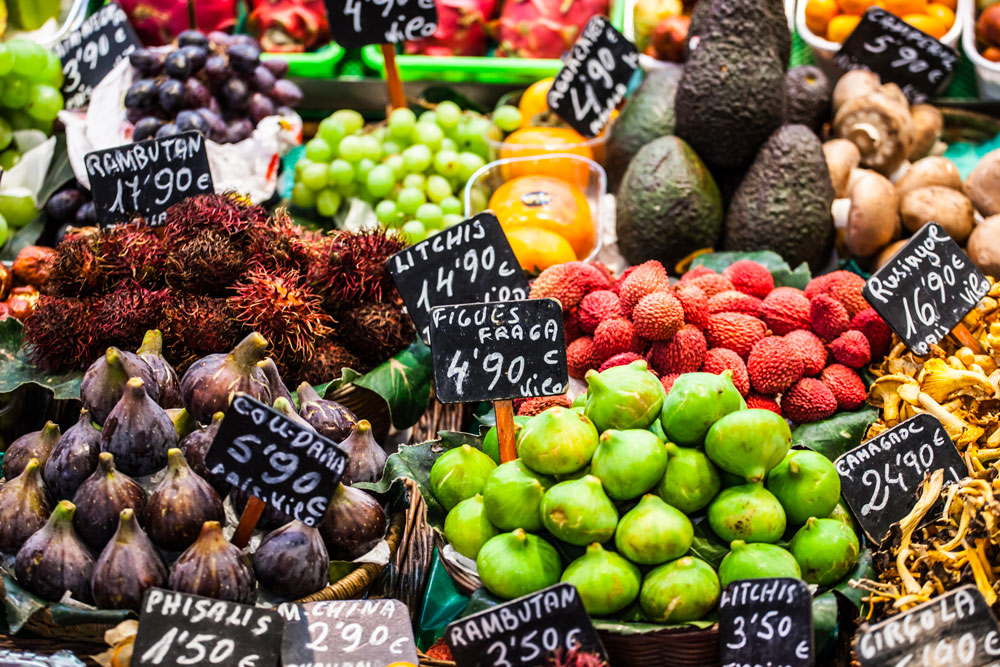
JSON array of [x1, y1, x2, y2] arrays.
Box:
[[325, 0, 438, 48]]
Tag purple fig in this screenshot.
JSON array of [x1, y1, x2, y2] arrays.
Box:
[[92, 508, 168, 611], [258, 358, 292, 404], [339, 420, 387, 486], [3, 421, 60, 479], [229, 487, 292, 532], [167, 407, 198, 440], [101, 377, 178, 477], [180, 332, 272, 423], [252, 520, 329, 599], [169, 521, 256, 603], [179, 412, 229, 496], [138, 330, 182, 408], [81, 346, 159, 424], [0, 459, 52, 552], [73, 452, 146, 552], [318, 484, 386, 560], [15, 501, 95, 603], [297, 382, 356, 442], [43, 410, 101, 501], [145, 449, 225, 551], [272, 396, 312, 429]]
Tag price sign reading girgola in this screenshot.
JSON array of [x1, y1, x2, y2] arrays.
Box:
[[719, 578, 814, 667], [864, 222, 990, 355], [325, 0, 439, 48]]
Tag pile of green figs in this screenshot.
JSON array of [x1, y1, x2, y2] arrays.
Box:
[[429, 361, 860, 623]]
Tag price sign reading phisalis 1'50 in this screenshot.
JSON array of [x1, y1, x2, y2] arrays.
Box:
[[430, 299, 568, 404], [325, 0, 438, 48]]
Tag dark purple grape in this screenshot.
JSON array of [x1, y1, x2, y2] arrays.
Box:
[[225, 118, 253, 144], [157, 79, 185, 115], [75, 201, 97, 225], [45, 189, 84, 222], [204, 55, 229, 83], [220, 78, 249, 110], [129, 48, 163, 76], [250, 65, 276, 92], [156, 123, 181, 139], [176, 109, 209, 135], [207, 96, 221, 115], [269, 79, 302, 107], [183, 78, 211, 108], [207, 31, 231, 46], [230, 34, 258, 47], [164, 50, 193, 79], [178, 30, 209, 48], [226, 43, 261, 75], [180, 45, 207, 72], [124, 79, 157, 110], [125, 107, 149, 124], [248, 92, 276, 124], [132, 116, 163, 142], [262, 59, 289, 79], [198, 108, 227, 141], [276, 105, 295, 117]]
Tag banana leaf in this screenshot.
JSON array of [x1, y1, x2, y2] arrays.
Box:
[[691, 250, 811, 290]]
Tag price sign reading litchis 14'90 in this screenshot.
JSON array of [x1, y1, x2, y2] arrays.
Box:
[[325, 0, 439, 48], [719, 578, 813, 667]]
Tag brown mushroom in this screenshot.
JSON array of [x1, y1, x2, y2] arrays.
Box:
[[834, 83, 915, 176], [964, 148, 1000, 217], [900, 186, 975, 242], [894, 156, 963, 198], [908, 104, 943, 160], [823, 139, 862, 198], [846, 171, 900, 257], [967, 215, 1000, 279], [832, 69, 881, 115], [874, 239, 907, 269]]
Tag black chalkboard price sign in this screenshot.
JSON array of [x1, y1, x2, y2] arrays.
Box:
[[863, 222, 991, 356], [835, 413, 965, 542], [85, 130, 214, 227], [833, 6, 959, 102], [719, 578, 813, 667], [547, 16, 640, 138], [206, 394, 348, 527], [445, 583, 607, 667], [131, 588, 282, 667], [54, 3, 141, 109], [387, 213, 530, 344], [430, 298, 568, 404], [278, 599, 419, 667], [854, 584, 1000, 666], [325, 0, 439, 48]]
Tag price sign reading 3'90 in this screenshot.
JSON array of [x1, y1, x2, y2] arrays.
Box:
[[325, 0, 439, 48], [719, 578, 813, 667]]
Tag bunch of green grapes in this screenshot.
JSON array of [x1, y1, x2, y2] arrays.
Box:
[[292, 101, 522, 243], [0, 40, 65, 171]]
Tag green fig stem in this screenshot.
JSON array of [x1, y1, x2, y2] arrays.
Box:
[[789, 460, 800, 476], [585, 370, 608, 392], [137, 330, 164, 356], [49, 500, 77, 531], [212, 412, 225, 424], [22, 458, 40, 477], [40, 421, 61, 443], [106, 346, 122, 367], [512, 528, 528, 545], [166, 448, 188, 472], [231, 332, 269, 371], [296, 382, 321, 404], [731, 540, 747, 550], [169, 408, 198, 439], [357, 420, 372, 436], [125, 377, 146, 399], [197, 520, 224, 542], [97, 452, 116, 477], [116, 509, 137, 542], [586, 543, 604, 553]]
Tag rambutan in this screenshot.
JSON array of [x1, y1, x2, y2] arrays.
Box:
[[308, 228, 408, 308], [781, 378, 838, 423], [646, 325, 706, 375], [820, 363, 867, 410], [593, 317, 643, 361], [707, 290, 764, 317], [577, 290, 622, 334], [92, 283, 171, 349], [619, 261, 669, 316], [23, 296, 101, 370], [784, 330, 827, 376], [599, 352, 647, 373], [851, 308, 892, 360], [529, 261, 611, 310], [337, 301, 416, 365], [828, 330, 871, 368], [98, 224, 167, 288], [809, 294, 850, 341], [760, 287, 811, 335], [747, 336, 804, 394], [163, 293, 246, 368], [672, 283, 709, 329], [632, 291, 685, 341], [163, 192, 268, 241], [685, 272, 734, 297], [47, 234, 103, 297], [248, 208, 318, 271], [746, 392, 782, 414], [567, 336, 600, 378], [516, 394, 572, 416], [164, 227, 247, 293], [294, 337, 367, 386], [723, 260, 774, 299], [702, 347, 750, 396]]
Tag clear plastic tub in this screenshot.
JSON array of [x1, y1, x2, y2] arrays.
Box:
[[485, 128, 612, 185], [5, 0, 89, 47], [960, 0, 1000, 99], [463, 153, 606, 263]]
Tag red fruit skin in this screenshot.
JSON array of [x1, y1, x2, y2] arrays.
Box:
[[707, 290, 764, 317], [515, 394, 571, 416], [632, 292, 685, 341], [746, 392, 782, 414], [760, 287, 811, 335], [828, 330, 871, 368], [529, 261, 611, 310], [405, 0, 498, 56], [809, 294, 851, 341], [784, 330, 828, 377], [646, 325, 706, 375], [673, 283, 709, 329], [566, 336, 600, 378], [702, 347, 750, 396], [661, 373, 681, 394], [612, 266, 638, 296], [781, 378, 838, 423], [723, 260, 774, 299], [851, 308, 892, 360], [747, 336, 805, 394], [619, 261, 670, 316], [686, 273, 735, 298], [807, 270, 867, 318], [804, 273, 835, 300], [119, 0, 236, 46], [680, 266, 715, 282], [593, 318, 643, 361], [563, 309, 580, 344], [577, 290, 623, 334], [496, 0, 609, 58], [704, 313, 768, 359], [247, 0, 330, 53], [599, 352, 647, 373], [820, 364, 867, 410]]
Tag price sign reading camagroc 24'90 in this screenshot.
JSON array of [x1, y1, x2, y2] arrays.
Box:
[[547, 16, 639, 138], [325, 0, 438, 48], [863, 222, 990, 356], [430, 298, 568, 404], [86, 131, 213, 227], [132, 589, 282, 667], [206, 394, 348, 527], [719, 578, 813, 667]]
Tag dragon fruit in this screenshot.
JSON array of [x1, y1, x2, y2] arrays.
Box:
[[118, 0, 236, 46], [496, 0, 610, 59], [405, 0, 498, 57], [248, 0, 330, 53]]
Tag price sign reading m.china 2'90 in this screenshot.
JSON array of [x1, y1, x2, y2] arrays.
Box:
[[325, 0, 439, 48], [719, 578, 813, 667]]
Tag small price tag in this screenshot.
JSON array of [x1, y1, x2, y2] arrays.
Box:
[[279, 599, 419, 667], [863, 222, 990, 355], [833, 6, 959, 102], [387, 213, 530, 344], [835, 413, 965, 542], [430, 298, 568, 404], [854, 585, 1000, 666], [85, 131, 214, 227], [206, 394, 348, 527], [0, 649, 85, 666], [131, 589, 282, 667], [445, 583, 607, 667], [54, 3, 141, 109], [325, 0, 439, 48], [547, 16, 639, 138], [719, 578, 813, 667]]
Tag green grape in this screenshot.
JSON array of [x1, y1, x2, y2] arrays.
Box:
[[0, 45, 12, 77], [384, 154, 406, 180], [0, 212, 9, 247], [358, 135, 383, 161], [327, 159, 354, 186], [0, 187, 36, 227], [318, 118, 346, 147], [7, 110, 32, 131], [300, 162, 329, 191], [402, 144, 432, 173], [397, 187, 426, 215], [341, 181, 359, 198], [388, 107, 417, 139], [440, 137, 457, 152], [425, 175, 452, 203], [292, 182, 318, 209], [416, 202, 444, 228], [354, 157, 375, 182], [469, 185, 489, 212], [316, 188, 343, 217], [433, 149, 459, 177], [305, 137, 334, 163], [295, 158, 315, 177], [493, 105, 522, 133], [402, 173, 425, 190], [338, 135, 364, 163], [0, 117, 13, 152], [3, 78, 29, 109], [26, 84, 63, 122], [331, 109, 364, 135], [382, 139, 402, 156], [418, 111, 437, 125], [42, 52, 64, 87], [366, 164, 395, 198], [412, 123, 443, 150], [458, 152, 486, 181], [0, 149, 21, 171], [440, 196, 462, 216], [443, 213, 464, 227], [401, 220, 426, 243], [375, 199, 401, 225], [370, 126, 386, 142], [8, 42, 46, 80], [435, 101, 462, 130]]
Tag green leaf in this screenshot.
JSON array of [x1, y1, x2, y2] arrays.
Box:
[[833, 547, 875, 611], [3, 215, 46, 261], [691, 250, 812, 289], [0, 317, 83, 400], [792, 406, 879, 461], [689, 519, 730, 569], [352, 339, 433, 430], [2, 573, 46, 634]]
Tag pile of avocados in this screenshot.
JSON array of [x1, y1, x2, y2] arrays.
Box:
[[610, 0, 835, 273]]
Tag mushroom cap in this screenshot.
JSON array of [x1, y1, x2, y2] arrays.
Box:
[[846, 171, 900, 257]]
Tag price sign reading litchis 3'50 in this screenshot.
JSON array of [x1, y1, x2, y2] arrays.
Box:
[[547, 16, 639, 138], [430, 298, 568, 404], [325, 0, 439, 48], [863, 222, 990, 356], [719, 578, 813, 667]]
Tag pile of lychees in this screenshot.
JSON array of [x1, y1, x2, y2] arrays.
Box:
[[527, 258, 891, 424]]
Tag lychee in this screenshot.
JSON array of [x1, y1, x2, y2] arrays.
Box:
[[673, 283, 709, 330], [820, 364, 867, 410], [594, 318, 642, 361], [707, 290, 764, 317], [577, 290, 622, 334], [567, 336, 600, 378], [746, 393, 782, 414], [529, 261, 611, 310], [686, 272, 735, 297], [661, 373, 681, 394], [828, 330, 871, 368], [619, 260, 670, 316], [632, 291, 685, 341], [702, 347, 750, 396], [704, 312, 768, 359], [807, 270, 867, 317], [760, 287, 811, 335], [599, 352, 648, 373], [723, 260, 774, 299], [781, 378, 838, 423], [516, 394, 572, 416], [809, 294, 851, 341], [646, 325, 706, 375], [747, 336, 805, 394], [784, 329, 828, 377], [680, 265, 715, 282], [851, 308, 892, 360]]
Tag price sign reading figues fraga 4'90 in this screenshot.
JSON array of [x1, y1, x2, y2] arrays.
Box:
[[325, 0, 439, 48]]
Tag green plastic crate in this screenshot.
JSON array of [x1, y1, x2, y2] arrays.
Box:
[[261, 42, 346, 79]]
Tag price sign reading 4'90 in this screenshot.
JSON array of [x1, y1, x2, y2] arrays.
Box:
[[326, 0, 439, 48], [719, 578, 813, 667]]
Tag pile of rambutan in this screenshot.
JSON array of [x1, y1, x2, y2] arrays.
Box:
[[534, 259, 891, 424], [22, 193, 414, 385]]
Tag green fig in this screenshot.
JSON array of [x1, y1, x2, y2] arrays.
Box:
[[656, 444, 721, 513], [444, 495, 499, 560], [561, 543, 641, 616], [719, 469, 745, 488], [659, 372, 744, 447], [708, 483, 786, 543], [476, 529, 562, 600], [591, 430, 668, 500], [766, 450, 840, 525], [640, 556, 720, 623], [718, 541, 801, 587], [571, 392, 587, 408], [429, 445, 497, 511], [516, 407, 599, 475], [615, 494, 693, 565], [585, 361, 666, 431], [790, 518, 859, 586], [482, 460, 554, 532], [827, 498, 858, 533], [482, 416, 529, 465], [540, 475, 618, 546], [704, 409, 791, 482]]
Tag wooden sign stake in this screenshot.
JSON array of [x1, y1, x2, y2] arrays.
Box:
[[380, 44, 407, 111], [953, 322, 984, 355], [495, 399, 517, 463], [232, 496, 265, 549]]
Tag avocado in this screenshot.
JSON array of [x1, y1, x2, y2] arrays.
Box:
[[605, 64, 683, 192], [616, 135, 724, 268], [723, 124, 835, 272], [686, 0, 790, 67], [785, 65, 831, 133]]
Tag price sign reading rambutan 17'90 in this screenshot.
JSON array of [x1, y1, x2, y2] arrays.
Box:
[[719, 578, 813, 667], [547, 16, 639, 138], [863, 222, 990, 356], [324, 0, 438, 48], [206, 394, 348, 526], [85, 130, 214, 228], [429, 298, 568, 404]]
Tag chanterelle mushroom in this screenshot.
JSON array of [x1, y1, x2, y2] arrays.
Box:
[[834, 83, 915, 176], [868, 374, 918, 424], [920, 358, 998, 402]]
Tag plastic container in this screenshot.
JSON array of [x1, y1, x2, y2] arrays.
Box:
[[463, 153, 606, 263], [5, 0, 90, 47], [485, 125, 613, 177], [961, 0, 1000, 98], [260, 42, 346, 79]]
